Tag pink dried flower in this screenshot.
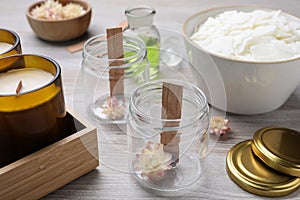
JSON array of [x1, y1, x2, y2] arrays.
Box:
[[210, 116, 230, 136]]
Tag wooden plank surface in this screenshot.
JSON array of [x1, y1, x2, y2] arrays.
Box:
[[0, 0, 299, 199]]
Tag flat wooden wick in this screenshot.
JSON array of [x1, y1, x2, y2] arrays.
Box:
[[16, 80, 23, 94], [106, 27, 124, 97], [65, 20, 128, 53], [160, 82, 183, 165]]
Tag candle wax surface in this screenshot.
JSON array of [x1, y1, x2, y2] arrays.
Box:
[[0, 42, 13, 54], [0, 68, 54, 95]]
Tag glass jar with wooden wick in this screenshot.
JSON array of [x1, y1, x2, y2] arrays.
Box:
[[81, 32, 149, 124], [127, 79, 209, 192]]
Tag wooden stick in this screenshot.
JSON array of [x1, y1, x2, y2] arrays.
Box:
[[16, 80, 23, 94], [160, 82, 183, 165], [65, 20, 128, 53], [106, 27, 124, 97], [65, 40, 86, 53]]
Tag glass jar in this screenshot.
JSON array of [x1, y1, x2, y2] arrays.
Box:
[[127, 79, 210, 192], [81, 33, 149, 124], [0, 54, 66, 167], [0, 28, 22, 58], [124, 6, 160, 79]]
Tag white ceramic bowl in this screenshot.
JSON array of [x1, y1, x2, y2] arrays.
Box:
[[183, 6, 300, 115]]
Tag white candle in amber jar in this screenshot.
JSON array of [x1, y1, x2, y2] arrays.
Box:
[[0, 42, 13, 54], [0, 68, 54, 95]]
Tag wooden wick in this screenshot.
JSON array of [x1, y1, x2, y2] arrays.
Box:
[[106, 27, 124, 97], [65, 20, 128, 53], [160, 82, 183, 166], [16, 80, 23, 94]]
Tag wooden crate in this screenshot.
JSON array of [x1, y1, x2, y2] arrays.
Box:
[[0, 110, 99, 200]]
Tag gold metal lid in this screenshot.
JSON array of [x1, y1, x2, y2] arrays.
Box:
[[252, 126, 300, 177], [226, 140, 300, 197]]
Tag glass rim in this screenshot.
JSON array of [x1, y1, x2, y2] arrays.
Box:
[[0, 54, 61, 97], [125, 6, 156, 18], [82, 33, 147, 69], [0, 28, 21, 55], [129, 79, 209, 125]]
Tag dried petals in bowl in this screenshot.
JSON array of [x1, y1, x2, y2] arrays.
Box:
[[31, 0, 86, 20], [26, 0, 92, 41]]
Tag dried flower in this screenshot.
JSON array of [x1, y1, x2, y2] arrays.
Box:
[[134, 141, 172, 179], [210, 116, 230, 136], [31, 0, 86, 20], [100, 96, 126, 120]]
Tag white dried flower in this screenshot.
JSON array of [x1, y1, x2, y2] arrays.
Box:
[[100, 96, 126, 120], [134, 141, 172, 179], [31, 0, 86, 20]]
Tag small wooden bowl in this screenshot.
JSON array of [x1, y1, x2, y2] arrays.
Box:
[[26, 0, 92, 42]]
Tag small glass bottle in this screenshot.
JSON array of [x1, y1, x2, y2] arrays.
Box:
[[124, 6, 160, 79], [128, 79, 210, 192], [81, 33, 149, 124]]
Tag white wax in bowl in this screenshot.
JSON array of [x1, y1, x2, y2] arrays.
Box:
[[0, 68, 54, 95], [190, 10, 300, 62], [0, 42, 13, 54]]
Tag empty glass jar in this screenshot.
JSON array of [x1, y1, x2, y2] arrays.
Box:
[[124, 6, 160, 79], [127, 79, 210, 192], [81, 33, 149, 124]]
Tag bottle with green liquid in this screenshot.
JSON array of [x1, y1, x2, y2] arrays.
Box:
[[124, 6, 160, 79]]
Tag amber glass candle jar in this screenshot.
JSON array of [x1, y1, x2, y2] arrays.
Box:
[[0, 28, 22, 58], [0, 54, 66, 167]]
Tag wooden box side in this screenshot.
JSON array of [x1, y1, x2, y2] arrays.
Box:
[[0, 110, 99, 200]]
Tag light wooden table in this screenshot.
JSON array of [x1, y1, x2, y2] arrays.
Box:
[[1, 0, 300, 199]]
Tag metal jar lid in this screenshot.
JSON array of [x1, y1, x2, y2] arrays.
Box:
[[252, 126, 300, 177], [226, 140, 300, 197]]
